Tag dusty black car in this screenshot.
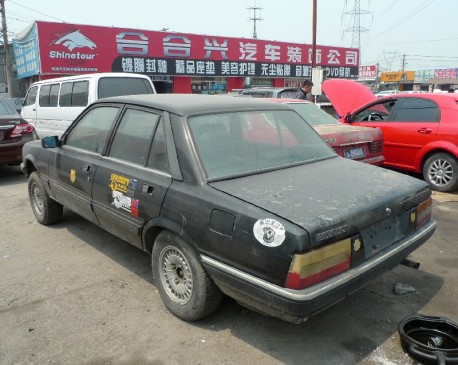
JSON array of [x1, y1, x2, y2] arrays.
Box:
[[21, 94, 436, 323]]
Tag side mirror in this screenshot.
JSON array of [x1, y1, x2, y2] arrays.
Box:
[[41, 136, 59, 148], [344, 113, 352, 122]]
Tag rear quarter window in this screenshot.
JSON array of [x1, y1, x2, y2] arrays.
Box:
[[98, 77, 154, 98], [393, 98, 440, 122]]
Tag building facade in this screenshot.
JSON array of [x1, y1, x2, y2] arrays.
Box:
[[13, 21, 360, 94]]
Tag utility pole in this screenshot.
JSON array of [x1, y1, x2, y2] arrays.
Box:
[[247, 1, 263, 39], [0, 0, 13, 97], [401, 54, 406, 71]]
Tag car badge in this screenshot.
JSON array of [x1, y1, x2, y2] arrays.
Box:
[[385, 207, 392, 216]]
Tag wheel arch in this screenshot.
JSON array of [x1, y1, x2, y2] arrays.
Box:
[[416, 142, 458, 172], [22, 156, 37, 176], [141, 217, 199, 256]]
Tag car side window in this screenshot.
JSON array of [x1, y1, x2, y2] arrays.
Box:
[[109, 108, 159, 166], [38, 85, 51, 107], [147, 119, 169, 173], [354, 100, 397, 122], [24, 86, 38, 106], [65, 106, 120, 154], [392, 98, 440, 122]]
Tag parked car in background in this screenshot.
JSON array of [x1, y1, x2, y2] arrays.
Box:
[[323, 79, 458, 192], [239, 87, 298, 98], [375, 90, 400, 98], [4, 97, 24, 113], [0, 96, 38, 165], [265, 98, 384, 165], [21, 73, 156, 138], [22, 94, 436, 323]]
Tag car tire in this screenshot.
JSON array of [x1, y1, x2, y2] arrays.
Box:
[[152, 231, 223, 321], [28, 172, 63, 225], [423, 153, 458, 192]]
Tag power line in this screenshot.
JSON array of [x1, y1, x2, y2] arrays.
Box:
[[8, 0, 65, 22], [372, 0, 434, 38]]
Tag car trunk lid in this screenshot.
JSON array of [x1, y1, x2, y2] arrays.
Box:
[[209, 157, 430, 248]]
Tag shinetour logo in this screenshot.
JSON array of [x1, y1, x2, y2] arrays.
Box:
[[49, 29, 97, 60]]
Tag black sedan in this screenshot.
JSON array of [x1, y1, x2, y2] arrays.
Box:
[[21, 94, 436, 323], [0, 96, 37, 165]]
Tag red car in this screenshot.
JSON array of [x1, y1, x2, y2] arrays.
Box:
[[265, 98, 384, 165], [0, 97, 38, 165], [323, 79, 458, 192]]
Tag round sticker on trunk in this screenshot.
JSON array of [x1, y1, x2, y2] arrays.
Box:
[[253, 219, 286, 247]]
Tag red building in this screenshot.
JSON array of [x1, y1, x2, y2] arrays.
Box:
[[13, 21, 359, 94]]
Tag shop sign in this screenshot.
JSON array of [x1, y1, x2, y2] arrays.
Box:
[[12, 23, 40, 78], [19, 21, 360, 79], [435, 68, 458, 79], [414, 70, 435, 83], [380, 71, 414, 82], [112, 57, 358, 78], [358, 65, 377, 80]]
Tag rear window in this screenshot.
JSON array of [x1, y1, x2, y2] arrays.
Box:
[[0, 98, 17, 115], [98, 77, 154, 98]]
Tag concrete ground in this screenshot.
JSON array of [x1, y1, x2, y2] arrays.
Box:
[[1, 165, 457, 365]]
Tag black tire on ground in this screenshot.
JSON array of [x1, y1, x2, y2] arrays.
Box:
[[152, 231, 223, 321], [423, 153, 458, 192], [28, 172, 63, 225]]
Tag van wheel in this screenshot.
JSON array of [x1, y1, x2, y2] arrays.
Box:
[[28, 172, 63, 224], [152, 231, 222, 321], [423, 153, 458, 192]]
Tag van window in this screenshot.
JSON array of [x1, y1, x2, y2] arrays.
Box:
[[73, 81, 89, 106], [98, 77, 154, 98], [60, 81, 89, 107], [49, 84, 60, 107], [39, 85, 51, 106], [24, 86, 38, 106]]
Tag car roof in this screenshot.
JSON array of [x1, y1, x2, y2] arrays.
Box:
[[96, 94, 292, 116]]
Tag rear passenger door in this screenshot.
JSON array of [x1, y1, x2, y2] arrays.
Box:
[[91, 106, 172, 248]]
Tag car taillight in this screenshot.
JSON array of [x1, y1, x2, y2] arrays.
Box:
[[415, 197, 432, 228], [285, 238, 351, 290], [10, 123, 34, 138]]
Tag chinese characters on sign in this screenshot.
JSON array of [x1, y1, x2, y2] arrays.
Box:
[[112, 57, 358, 78], [31, 21, 360, 78], [358, 65, 377, 80]]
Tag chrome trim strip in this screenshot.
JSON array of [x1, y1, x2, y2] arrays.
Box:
[[201, 220, 436, 301]]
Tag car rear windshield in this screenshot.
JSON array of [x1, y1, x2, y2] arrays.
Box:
[[98, 77, 154, 98], [188, 109, 334, 180], [286, 102, 339, 126]]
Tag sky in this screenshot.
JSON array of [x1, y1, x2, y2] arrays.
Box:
[[6, 0, 458, 71]]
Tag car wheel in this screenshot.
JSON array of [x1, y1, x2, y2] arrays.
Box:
[[28, 172, 63, 224], [152, 231, 223, 321], [423, 153, 458, 192]]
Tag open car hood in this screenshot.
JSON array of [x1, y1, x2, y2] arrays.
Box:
[[322, 79, 377, 118]]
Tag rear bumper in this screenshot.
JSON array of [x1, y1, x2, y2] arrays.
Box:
[[202, 220, 436, 323], [0, 140, 27, 165], [359, 155, 385, 166]]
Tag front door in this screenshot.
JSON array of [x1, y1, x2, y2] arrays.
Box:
[[47, 105, 121, 224]]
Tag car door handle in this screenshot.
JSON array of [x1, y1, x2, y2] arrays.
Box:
[[417, 128, 432, 134], [142, 184, 154, 195], [83, 164, 93, 174]]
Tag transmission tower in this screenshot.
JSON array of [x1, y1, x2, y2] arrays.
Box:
[[343, 0, 372, 63], [247, 1, 263, 39]]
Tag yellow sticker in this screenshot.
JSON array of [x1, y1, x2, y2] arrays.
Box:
[[70, 169, 76, 183], [109, 173, 130, 193]]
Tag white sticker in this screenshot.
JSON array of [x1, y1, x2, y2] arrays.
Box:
[[253, 219, 286, 247]]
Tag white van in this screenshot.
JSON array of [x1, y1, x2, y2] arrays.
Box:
[[21, 73, 156, 138]]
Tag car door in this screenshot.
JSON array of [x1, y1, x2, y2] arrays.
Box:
[[47, 105, 122, 224], [91, 106, 172, 248], [351, 97, 440, 170]]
